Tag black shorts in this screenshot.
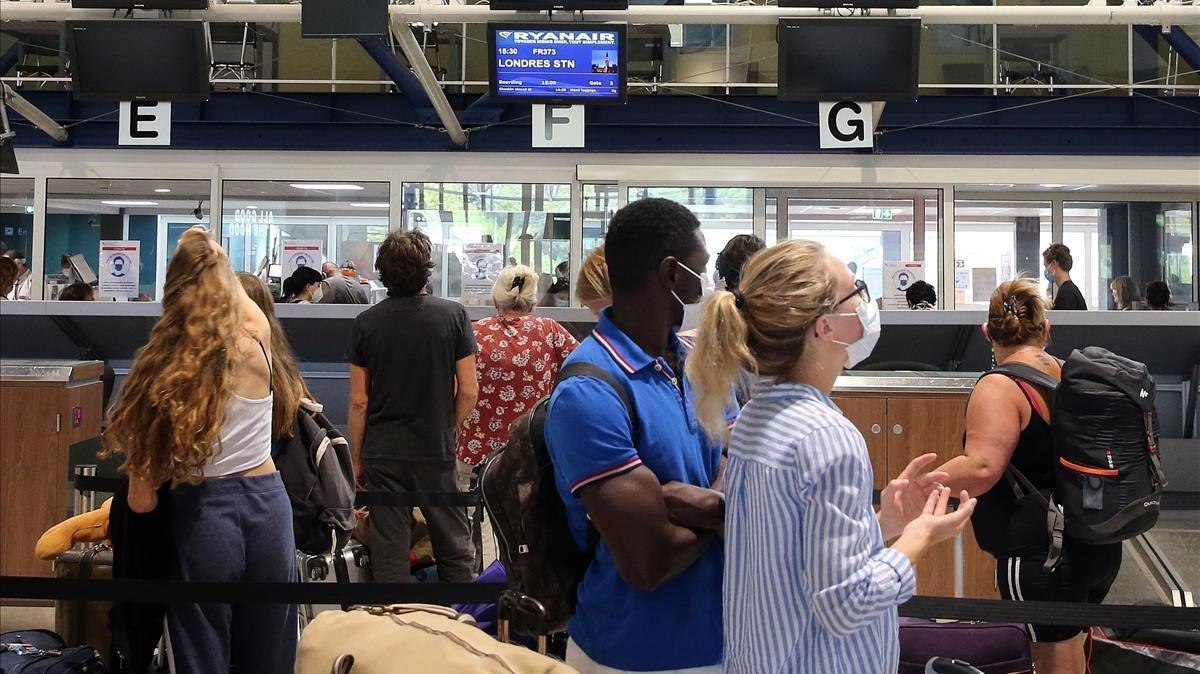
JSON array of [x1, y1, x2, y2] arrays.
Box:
[[995, 541, 1123, 643]]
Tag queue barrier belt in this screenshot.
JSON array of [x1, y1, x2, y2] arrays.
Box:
[[1, 576, 1196, 631], [72, 475, 481, 508]]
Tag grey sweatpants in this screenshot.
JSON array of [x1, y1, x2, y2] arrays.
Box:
[[166, 472, 297, 674], [365, 459, 476, 583]]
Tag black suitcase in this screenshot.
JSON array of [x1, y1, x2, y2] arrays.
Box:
[[297, 542, 373, 626]]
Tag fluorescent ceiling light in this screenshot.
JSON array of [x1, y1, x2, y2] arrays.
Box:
[[1038, 184, 1069, 189], [154, 188, 171, 193], [101, 200, 158, 206], [289, 183, 364, 191], [244, 205, 259, 209], [350, 202, 390, 209]]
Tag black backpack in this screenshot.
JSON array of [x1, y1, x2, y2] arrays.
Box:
[[989, 347, 1166, 570], [479, 363, 637, 635], [277, 399, 357, 555]]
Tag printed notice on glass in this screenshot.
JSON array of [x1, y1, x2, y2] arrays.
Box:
[[882, 261, 925, 310], [462, 243, 504, 301], [282, 240, 324, 278], [99, 240, 140, 300]]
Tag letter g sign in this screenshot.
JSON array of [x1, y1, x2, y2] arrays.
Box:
[[819, 101, 874, 149]]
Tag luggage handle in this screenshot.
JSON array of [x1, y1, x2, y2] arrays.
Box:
[[497, 590, 548, 655]]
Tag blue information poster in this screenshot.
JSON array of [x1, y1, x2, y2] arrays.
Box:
[[490, 25, 625, 103]]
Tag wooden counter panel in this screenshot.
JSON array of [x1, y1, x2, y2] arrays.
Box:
[[832, 396, 888, 491], [0, 384, 62, 579]]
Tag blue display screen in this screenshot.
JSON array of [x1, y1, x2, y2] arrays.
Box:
[[491, 25, 624, 102]]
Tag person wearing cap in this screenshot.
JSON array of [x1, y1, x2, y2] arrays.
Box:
[[318, 259, 367, 304]]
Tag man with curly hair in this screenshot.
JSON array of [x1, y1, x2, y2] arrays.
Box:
[[347, 229, 479, 582]]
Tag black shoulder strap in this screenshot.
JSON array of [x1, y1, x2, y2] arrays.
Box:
[[555, 362, 640, 441], [984, 362, 1060, 391], [257, 340, 273, 393]]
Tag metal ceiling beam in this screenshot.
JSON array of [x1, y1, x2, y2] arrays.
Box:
[[388, 16, 467, 147], [2, 84, 68, 142], [0, 3, 1196, 26]]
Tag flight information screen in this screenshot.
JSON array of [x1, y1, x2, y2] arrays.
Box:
[[489, 24, 627, 104]]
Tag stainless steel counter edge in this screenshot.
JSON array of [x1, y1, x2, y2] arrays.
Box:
[[833, 374, 981, 394], [3, 301, 1198, 327]]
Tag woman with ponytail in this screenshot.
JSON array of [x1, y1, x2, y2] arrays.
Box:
[[455, 264, 578, 486], [687, 240, 976, 674]]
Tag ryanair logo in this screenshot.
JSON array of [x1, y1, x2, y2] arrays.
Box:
[[510, 31, 617, 45], [498, 31, 512, 39]]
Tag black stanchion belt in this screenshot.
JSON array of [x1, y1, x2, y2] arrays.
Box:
[[73, 476, 480, 510], [1, 576, 1196, 631]]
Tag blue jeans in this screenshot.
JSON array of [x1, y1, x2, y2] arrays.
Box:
[[166, 472, 297, 674]]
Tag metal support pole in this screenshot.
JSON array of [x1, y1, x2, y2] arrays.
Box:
[[1, 84, 68, 142], [389, 16, 467, 147]]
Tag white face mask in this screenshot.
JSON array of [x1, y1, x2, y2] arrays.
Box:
[[311, 284, 324, 304], [673, 261, 714, 332], [830, 298, 881, 368]]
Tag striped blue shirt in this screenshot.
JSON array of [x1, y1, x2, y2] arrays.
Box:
[[723, 382, 916, 674]]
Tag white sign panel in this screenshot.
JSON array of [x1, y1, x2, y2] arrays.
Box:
[[118, 101, 172, 146], [819, 101, 874, 150], [532, 104, 585, 148], [462, 243, 504, 300], [282, 240, 324, 278], [99, 240, 141, 300], [882, 261, 926, 310]]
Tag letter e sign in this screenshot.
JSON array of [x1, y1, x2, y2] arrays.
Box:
[[118, 101, 172, 146], [819, 101, 873, 150]]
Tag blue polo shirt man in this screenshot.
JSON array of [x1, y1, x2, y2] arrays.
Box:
[[546, 309, 724, 671]]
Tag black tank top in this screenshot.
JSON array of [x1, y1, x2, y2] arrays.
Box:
[[971, 374, 1057, 556]]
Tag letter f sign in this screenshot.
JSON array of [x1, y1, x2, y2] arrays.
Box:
[[532, 104, 585, 148]]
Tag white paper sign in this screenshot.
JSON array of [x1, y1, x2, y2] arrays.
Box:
[[462, 243, 504, 300], [532, 104, 585, 148], [882, 261, 926, 310], [99, 240, 140, 299], [819, 101, 874, 149], [282, 240, 324, 278], [118, 101, 172, 146]]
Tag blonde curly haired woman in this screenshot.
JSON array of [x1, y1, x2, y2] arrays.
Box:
[[103, 227, 296, 673]]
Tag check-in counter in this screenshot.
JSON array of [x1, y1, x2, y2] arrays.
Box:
[[833, 373, 994, 599], [0, 359, 104, 588]]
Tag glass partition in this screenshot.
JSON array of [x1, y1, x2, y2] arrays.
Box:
[[1, 178, 35, 299], [402, 182, 572, 304], [1065, 201, 1195, 310], [953, 201, 1052, 309], [44, 179, 212, 301], [222, 180, 391, 302], [628, 187, 754, 282], [583, 184, 620, 256]]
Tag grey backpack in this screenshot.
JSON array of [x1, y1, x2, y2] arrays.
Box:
[[277, 399, 357, 554]]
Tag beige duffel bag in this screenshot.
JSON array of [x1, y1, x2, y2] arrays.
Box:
[[295, 604, 578, 674]]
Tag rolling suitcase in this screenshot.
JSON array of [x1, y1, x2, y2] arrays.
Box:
[[297, 542, 373, 626], [53, 544, 113, 666], [899, 619, 1033, 674], [0, 628, 107, 673]]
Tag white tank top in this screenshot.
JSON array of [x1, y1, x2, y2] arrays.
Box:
[[199, 342, 273, 478]]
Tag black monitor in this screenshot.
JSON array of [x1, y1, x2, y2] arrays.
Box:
[[490, 0, 629, 10], [71, 0, 208, 7], [488, 23, 627, 105], [66, 21, 210, 102], [777, 17, 920, 102], [301, 0, 389, 39]]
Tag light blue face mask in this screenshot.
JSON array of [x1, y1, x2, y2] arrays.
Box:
[[1044, 265, 1055, 284]]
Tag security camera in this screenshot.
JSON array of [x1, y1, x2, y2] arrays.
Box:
[[193, 200, 204, 221]]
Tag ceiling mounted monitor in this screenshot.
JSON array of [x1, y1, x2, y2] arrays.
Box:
[[301, 0, 389, 39], [488, 23, 627, 105], [71, 0, 209, 8], [66, 21, 210, 102], [777, 0, 917, 8], [489, 0, 629, 11], [777, 17, 920, 102]]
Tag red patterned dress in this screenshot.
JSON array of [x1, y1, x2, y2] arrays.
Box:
[[456, 314, 579, 466]]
